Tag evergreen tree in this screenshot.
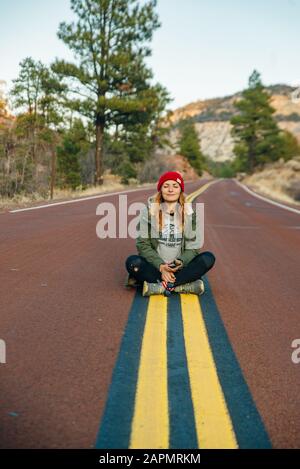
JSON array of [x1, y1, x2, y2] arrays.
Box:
[[56, 119, 89, 189], [177, 119, 206, 175], [52, 0, 170, 186], [9, 58, 66, 196], [277, 129, 300, 161], [230, 70, 283, 173]]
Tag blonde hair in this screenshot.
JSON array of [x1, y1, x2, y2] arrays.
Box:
[[150, 191, 186, 233]]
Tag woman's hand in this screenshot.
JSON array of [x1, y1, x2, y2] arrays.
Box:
[[159, 263, 176, 283], [167, 259, 183, 272]]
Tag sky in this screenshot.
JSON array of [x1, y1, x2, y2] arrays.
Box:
[[1, 0, 300, 110]]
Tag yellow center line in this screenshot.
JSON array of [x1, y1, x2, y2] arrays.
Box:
[[130, 179, 229, 449], [180, 294, 238, 448], [129, 295, 169, 449], [186, 179, 219, 202]]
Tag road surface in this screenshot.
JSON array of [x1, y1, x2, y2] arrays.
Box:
[[0, 178, 299, 448]]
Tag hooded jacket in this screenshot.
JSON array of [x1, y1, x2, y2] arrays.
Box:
[[136, 195, 201, 270]]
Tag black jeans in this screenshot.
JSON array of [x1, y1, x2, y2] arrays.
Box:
[[125, 251, 216, 287]]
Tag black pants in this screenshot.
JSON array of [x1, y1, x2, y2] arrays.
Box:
[[125, 251, 216, 287]]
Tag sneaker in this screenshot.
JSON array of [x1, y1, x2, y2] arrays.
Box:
[[142, 281, 166, 297], [174, 279, 205, 295], [125, 274, 139, 289]]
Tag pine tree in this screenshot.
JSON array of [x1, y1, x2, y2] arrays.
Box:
[[56, 119, 89, 189], [9, 58, 66, 196], [177, 119, 206, 175], [278, 129, 300, 161], [230, 70, 283, 173], [52, 0, 169, 186]]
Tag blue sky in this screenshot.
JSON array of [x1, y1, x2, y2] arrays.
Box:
[[1, 0, 300, 109]]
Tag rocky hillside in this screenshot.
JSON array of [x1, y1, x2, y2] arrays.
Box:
[[238, 156, 300, 206], [162, 153, 212, 181], [166, 84, 300, 162]]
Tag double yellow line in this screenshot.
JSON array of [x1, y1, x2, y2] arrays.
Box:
[[129, 179, 237, 449]]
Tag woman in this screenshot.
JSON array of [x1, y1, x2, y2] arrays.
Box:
[[125, 171, 216, 296]]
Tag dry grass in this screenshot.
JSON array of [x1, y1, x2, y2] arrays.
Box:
[[0, 173, 155, 213], [240, 156, 300, 207]]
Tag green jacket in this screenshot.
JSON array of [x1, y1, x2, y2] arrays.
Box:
[[136, 195, 201, 270]]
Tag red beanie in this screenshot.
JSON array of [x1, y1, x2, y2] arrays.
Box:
[[157, 171, 184, 192]]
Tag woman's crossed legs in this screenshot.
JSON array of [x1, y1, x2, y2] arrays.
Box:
[[125, 251, 216, 287]]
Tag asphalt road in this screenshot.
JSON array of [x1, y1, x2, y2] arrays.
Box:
[[0, 178, 299, 448]]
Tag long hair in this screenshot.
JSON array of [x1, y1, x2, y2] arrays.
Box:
[[150, 191, 186, 233]]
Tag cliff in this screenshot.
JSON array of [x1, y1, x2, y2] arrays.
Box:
[[166, 84, 300, 162]]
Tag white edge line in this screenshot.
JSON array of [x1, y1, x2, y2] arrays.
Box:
[[8, 178, 208, 214], [9, 186, 155, 213], [234, 179, 300, 215]]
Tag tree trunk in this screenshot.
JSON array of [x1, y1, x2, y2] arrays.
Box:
[[21, 150, 30, 186], [248, 136, 256, 174], [95, 116, 105, 186], [50, 145, 57, 199], [5, 142, 12, 197]]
